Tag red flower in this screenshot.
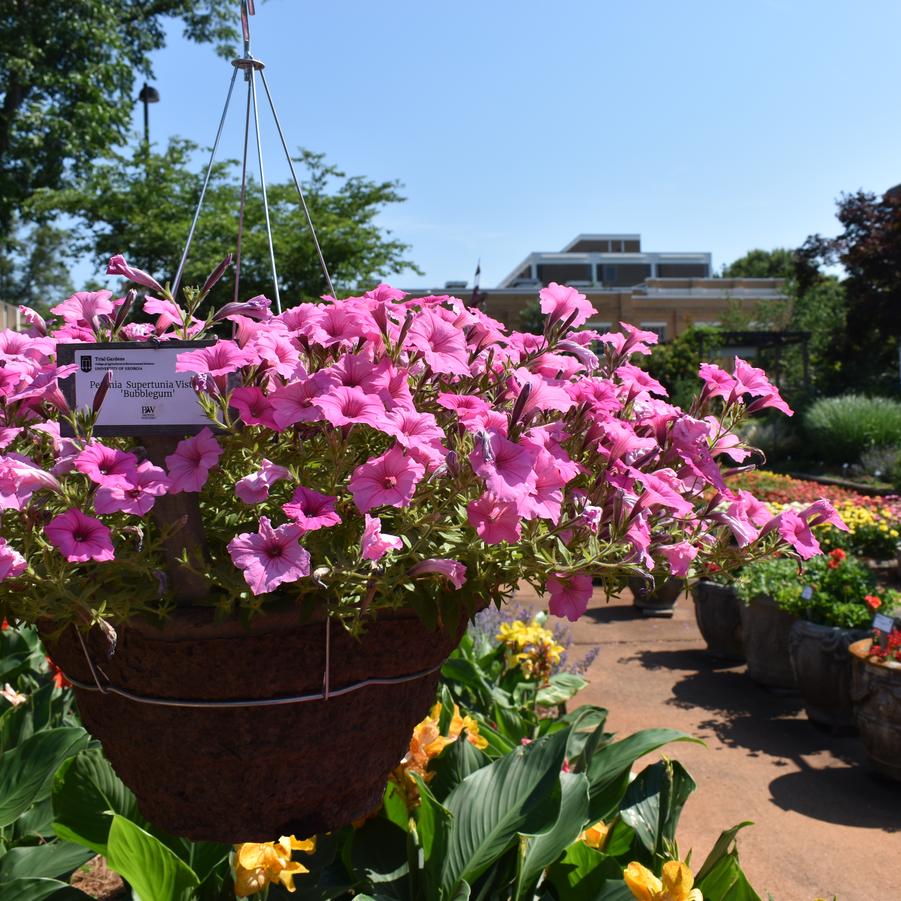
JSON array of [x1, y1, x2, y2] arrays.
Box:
[[45, 656, 71, 689], [827, 548, 847, 569], [887, 629, 901, 649], [864, 595, 882, 611], [1, 617, 8, 630]]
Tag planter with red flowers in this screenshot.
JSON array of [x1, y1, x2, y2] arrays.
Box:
[[849, 618, 901, 781], [0, 252, 845, 841]]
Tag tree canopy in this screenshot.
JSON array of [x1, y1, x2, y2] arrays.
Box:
[[31, 138, 420, 306], [799, 188, 901, 394], [0, 0, 239, 232], [721, 247, 796, 279]]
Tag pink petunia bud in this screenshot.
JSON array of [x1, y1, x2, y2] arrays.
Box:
[[91, 370, 113, 417], [18, 306, 47, 336], [202, 254, 234, 295], [211, 295, 272, 323], [106, 254, 165, 295], [112, 290, 137, 332]]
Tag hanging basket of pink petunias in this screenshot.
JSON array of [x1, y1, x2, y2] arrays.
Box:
[[6, 267, 846, 839]]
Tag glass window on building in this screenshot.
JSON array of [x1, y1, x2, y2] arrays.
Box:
[[536, 263, 593, 285], [640, 323, 667, 341]]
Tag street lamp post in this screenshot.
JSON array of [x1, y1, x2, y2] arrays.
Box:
[[138, 83, 160, 143]]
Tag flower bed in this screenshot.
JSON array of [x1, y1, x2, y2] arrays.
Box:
[[729, 470, 901, 559]]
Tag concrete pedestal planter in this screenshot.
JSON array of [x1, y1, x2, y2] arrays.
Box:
[[788, 620, 868, 730], [691, 581, 744, 661], [739, 593, 798, 691], [42, 606, 467, 842], [849, 638, 901, 782], [629, 576, 682, 618]]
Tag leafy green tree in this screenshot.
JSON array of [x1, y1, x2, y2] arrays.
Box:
[[643, 326, 722, 409], [31, 138, 420, 306], [518, 300, 545, 335], [721, 247, 796, 279], [0, 0, 239, 232], [0, 218, 74, 313], [800, 188, 901, 395]]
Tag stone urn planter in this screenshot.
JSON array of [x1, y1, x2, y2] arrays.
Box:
[[739, 593, 798, 691], [629, 576, 682, 618], [849, 638, 901, 782], [691, 581, 744, 661], [788, 620, 868, 730], [42, 605, 467, 842]]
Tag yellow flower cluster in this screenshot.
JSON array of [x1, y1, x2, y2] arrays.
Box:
[[390, 702, 489, 808], [624, 860, 703, 901], [497, 618, 565, 683], [233, 835, 316, 896], [833, 501, 899, 538]]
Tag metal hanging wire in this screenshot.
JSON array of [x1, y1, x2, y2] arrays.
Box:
[[172, 0, 337, 312]]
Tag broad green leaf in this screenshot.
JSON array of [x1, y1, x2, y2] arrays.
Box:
[[563, 707, 610, 772], [696, 853, 762, 901], [514, 772, 590, 901], [414, 777, 452, 901], [428, 735, 490, 802], [13, 797, 56, 840], [105, 815, 199, 901], [536, 673, 588, 708], [52, 748, 140, 855], [440, 727, 569, 896], [469, 720, 516, 758], [544, 841, 623, 901], [381, 780, 410, 830], [694, 822, 754, 883], [0, 728, 89, 828], [0, 877, 91, 901], [0, 843, 91, 882], [618, 760, 696, 857], [586, 729, 702, 821], [492, 703, 530, 744]]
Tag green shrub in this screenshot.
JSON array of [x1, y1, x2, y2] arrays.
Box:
[[803, 394, 901, 464]]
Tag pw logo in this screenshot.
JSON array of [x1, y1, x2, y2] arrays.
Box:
[[80, 356, 93, 373], [141, 405, 156, 419]]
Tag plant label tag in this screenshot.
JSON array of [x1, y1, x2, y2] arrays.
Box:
[[801, 586, 813, 600], [57, 341, 215, 437], [873, 613, 895, 633]]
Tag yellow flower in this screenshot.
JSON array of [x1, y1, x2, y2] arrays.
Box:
[[580, 820, 609, 849], [448, 704, 489, 750], [233, 835, 316, 896], [497, 617, 565, 683], [624, 860, 702, 901]]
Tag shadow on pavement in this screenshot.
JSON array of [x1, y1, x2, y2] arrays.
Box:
[[769, 764, 901, 831], [583, 602, 645, 623]]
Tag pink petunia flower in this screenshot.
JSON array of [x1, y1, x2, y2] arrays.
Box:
[[269, 371, 339, 429], [250, 332, 302, 379], [406, 310, 471, 375], [45, 509, 115, 563], [282, 487, 342, 531], [74, 442, 139, 488], [229, 386, 279, 429], [409, 558, 467, 589], [469, 430, 538, 502], [800, 499, 849, 532], [361, 513, 403, 561], [314, 386, 389, 430], [165, 427, 223, 493], [538, 283, 598, 329], [235, 460, 291, 505], [176, 342, 255, 377], [733, 358, 794, 417], [547, 572, 593, 621], [348, 446, 425, 513], [698, 362, 738, 401], [659, 542, 699, 578], [93, 461, 170, 515], [466, 494, 522, 544], [106, 254, 165, 294], [0, 538, 27, 580], [227, 516, 311, 596], [774, 509, 821, 560], [0, 455, 63, 509], [50, 291, 115, 324]]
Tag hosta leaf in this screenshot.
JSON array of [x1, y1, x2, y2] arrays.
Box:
[[440, 727, 569, 896], [0, 728, 89, 828], [105, 815, 199, 901]]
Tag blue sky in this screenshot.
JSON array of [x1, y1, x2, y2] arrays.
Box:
[[116, 0, 901, 291]]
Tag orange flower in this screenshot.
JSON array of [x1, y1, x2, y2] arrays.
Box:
[[580, 820, 609, 850], [864, 595, 882, 611], [233, 835, 315, 896]]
